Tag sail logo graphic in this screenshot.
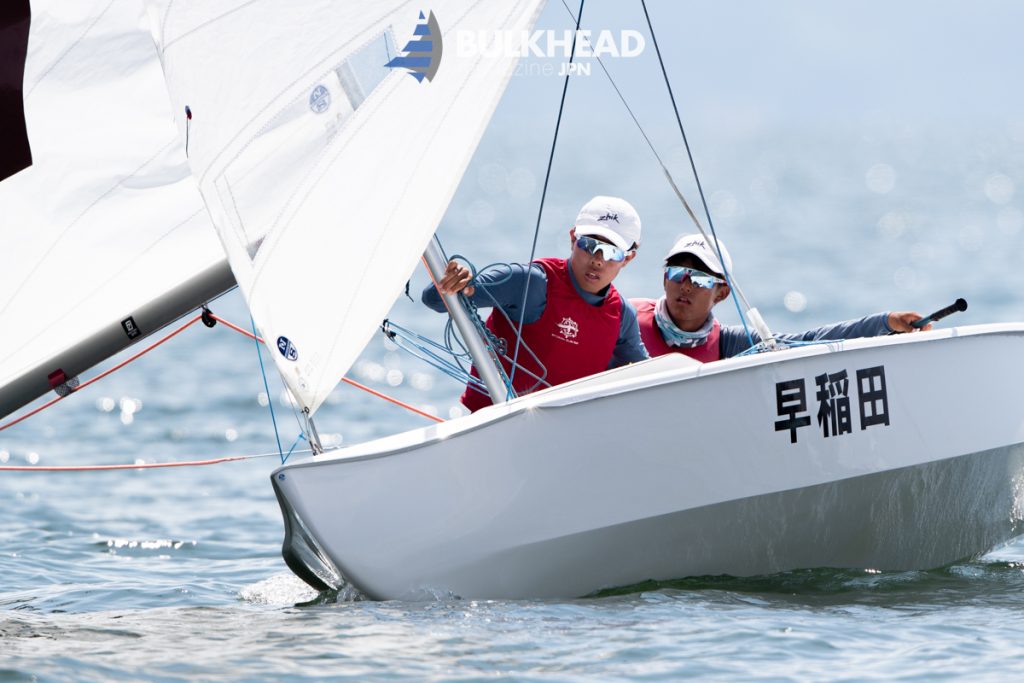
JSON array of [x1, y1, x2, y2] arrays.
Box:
[[385, 11, 442, 82], [557, 317, 579, 341], [277, 336, 299, 361], [309, 85, 331, 113]]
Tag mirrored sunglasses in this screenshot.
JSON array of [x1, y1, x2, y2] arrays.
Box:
[[575, 235, 627, 262], [664, 265, 724, 289]]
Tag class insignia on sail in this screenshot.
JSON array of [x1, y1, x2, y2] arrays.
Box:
[[385, 11, 443, 83], [277, 337, 298, 362]]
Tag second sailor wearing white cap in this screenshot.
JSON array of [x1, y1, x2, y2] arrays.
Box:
[[631, 233, 932, 361]]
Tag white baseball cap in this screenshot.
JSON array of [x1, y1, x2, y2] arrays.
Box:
[[573, 196, 641, 252], [664, 233, 733, 277]]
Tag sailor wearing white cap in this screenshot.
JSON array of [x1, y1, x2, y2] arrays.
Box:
[[423, 195, 649, 411], [631, 233, 931, 361]]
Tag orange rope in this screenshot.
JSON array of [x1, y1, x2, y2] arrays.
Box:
[[0, 454, 264, 472], [0, 307, 444, 435], [208, 313, 444, 424], [0, 314, 203, 433]]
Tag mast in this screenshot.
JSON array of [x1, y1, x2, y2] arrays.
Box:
[[303, 408, 324, 455], [422, 240, 508, 405]]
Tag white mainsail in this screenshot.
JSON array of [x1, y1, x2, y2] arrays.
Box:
[[145, 0, 544, 416], [0, 0, 232, 419]]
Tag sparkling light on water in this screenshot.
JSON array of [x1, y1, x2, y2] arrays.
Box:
[[238, 572, 318, 606], [783, 291, 808, 313], [477, 162, 507, 195], [465, 198, 496, 229], [507, 167, 537, 199], [709, 190, 742, 224], [355, 360, 387, 383], [877, 211, 908, 239], [105, 538, 196, 551], [119, 397, 141, 425], [409, 372, 435, 391], [322, 433, 343, 448], [866, 163, 896, 194], [119, 397, 142, 414], [984, 173, 1015, 205]]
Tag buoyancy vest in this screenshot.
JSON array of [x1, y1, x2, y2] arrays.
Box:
[[631, 298, 721, 363], [461, 257, 623, 412]]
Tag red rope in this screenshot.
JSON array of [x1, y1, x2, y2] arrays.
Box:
[[0, 454, 263, 472], [0, 307, 444, 438], [208, 313, 444, 424], [0, 314, 203, 433]]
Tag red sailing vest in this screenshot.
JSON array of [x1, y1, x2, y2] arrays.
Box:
[[461, 258, 623, 412], [631, 298, 721, 363]]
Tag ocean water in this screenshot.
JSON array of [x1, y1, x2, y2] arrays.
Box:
[[5, 117, 1024, 677], [5, 4, 1024, 678]]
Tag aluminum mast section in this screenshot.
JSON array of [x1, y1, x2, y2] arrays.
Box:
[[422, 240, 508, 405]]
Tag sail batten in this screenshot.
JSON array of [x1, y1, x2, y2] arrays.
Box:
[[147, 0, 545, 415]]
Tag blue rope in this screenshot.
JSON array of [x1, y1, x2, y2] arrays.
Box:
[[250, 315, 286, 464], [387, 255, 552, 397], [430, 236, 518, 396], [509, 0, 585, 396], [446, 258, 550, 394], [282, 432, 306, 464], [639, 0, 756, 352]]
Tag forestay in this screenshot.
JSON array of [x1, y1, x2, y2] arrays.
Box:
[[144, 0, 545, 416], [0, 0, 231, 419]]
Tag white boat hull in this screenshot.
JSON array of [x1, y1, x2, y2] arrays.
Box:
[[272, 324, 1024, 599]]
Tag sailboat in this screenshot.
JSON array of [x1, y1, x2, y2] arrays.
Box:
[[4, 1, 1024, 601]]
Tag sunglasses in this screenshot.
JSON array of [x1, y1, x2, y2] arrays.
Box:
[[664, 265, 725, 289], [575, 235, 627, 262]]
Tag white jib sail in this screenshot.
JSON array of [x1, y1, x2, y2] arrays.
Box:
[[0, 0, 229, 417], [144, 0, 545, 416]]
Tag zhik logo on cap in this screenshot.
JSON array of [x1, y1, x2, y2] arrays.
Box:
[[385, 11, 443, 82]]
